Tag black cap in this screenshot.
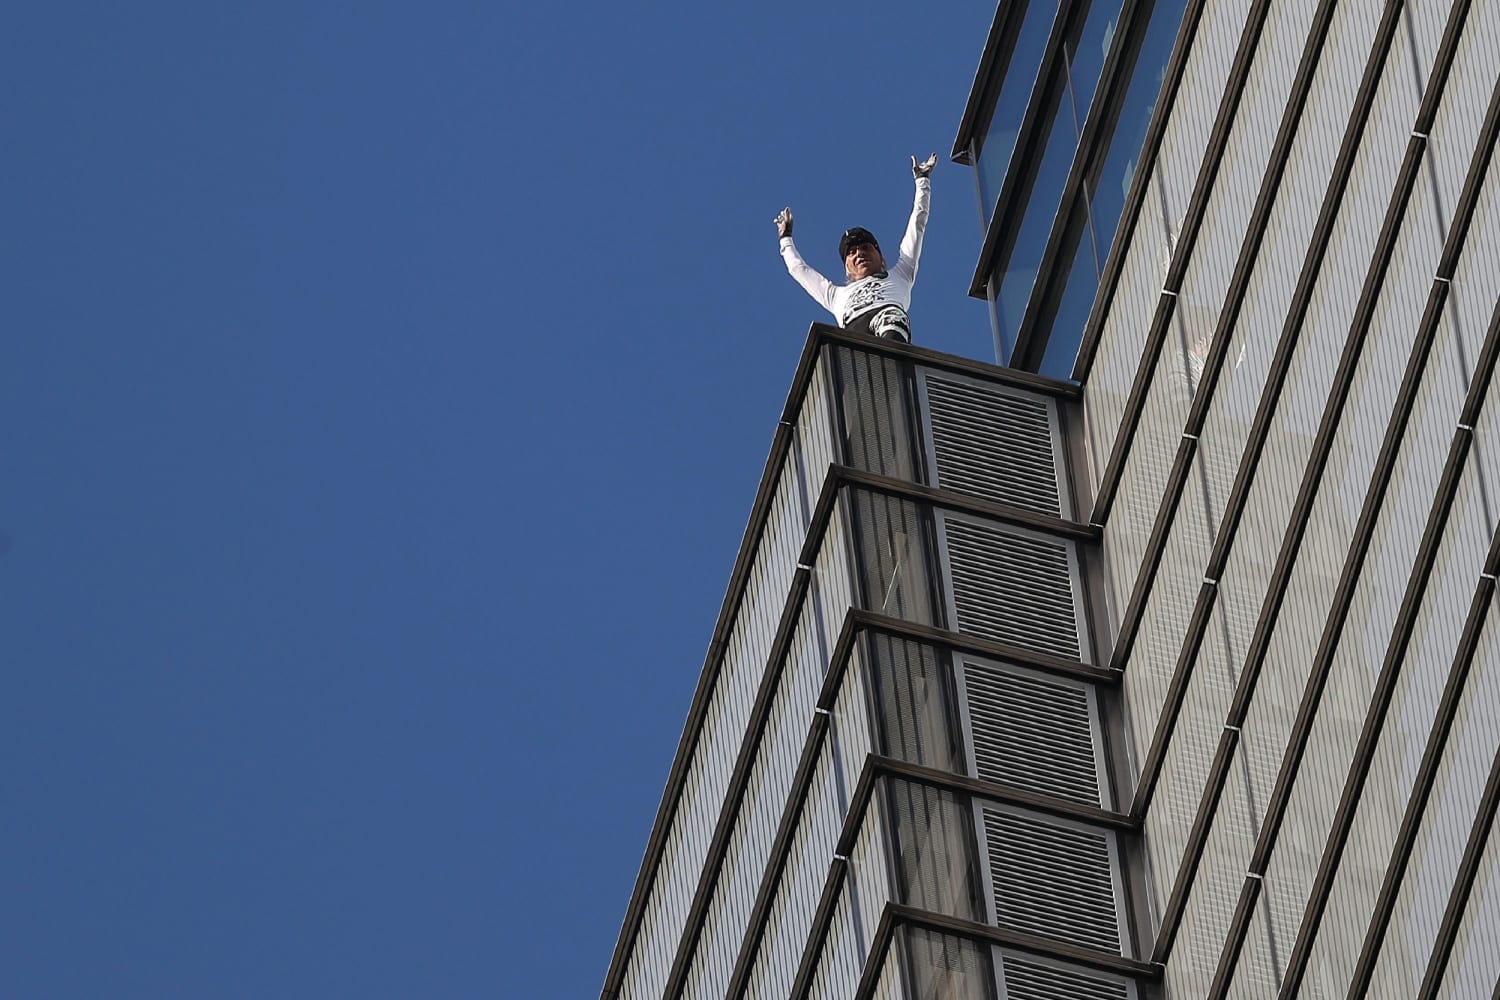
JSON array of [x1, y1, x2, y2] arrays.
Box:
[[839, 227, 879, 259]]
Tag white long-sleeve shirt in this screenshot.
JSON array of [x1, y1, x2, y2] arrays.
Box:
[[779, 176, 931, 328]]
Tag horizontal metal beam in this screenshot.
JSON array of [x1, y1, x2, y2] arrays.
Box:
[[791, 754, 1141, 999]]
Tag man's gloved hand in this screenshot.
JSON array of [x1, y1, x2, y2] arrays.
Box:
[[912, 153, 938, 178], [775, 207, 794, 239]]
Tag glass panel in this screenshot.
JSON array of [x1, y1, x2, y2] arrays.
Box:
[[867, 633, 964, 772], [832, 344, 919, 481], [885, 778, 985, 921], [976, 0, 1061, 220], [902, 927, 994, 1000], [1036, 202, 1100, 379], [990, 0, 1124, 364], [850, 489, 938, 626], [1041, 0, 1192, 375]]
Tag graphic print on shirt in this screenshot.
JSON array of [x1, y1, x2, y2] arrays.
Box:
[[840, 277, 891, 325]]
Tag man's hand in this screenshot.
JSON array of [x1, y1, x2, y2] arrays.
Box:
[[775, 207, 794, 238], [912, 153, 938, 178]]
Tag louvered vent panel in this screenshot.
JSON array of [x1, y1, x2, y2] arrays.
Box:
[[944, 518, 1083, 659], [983, 807, 1121, 953], [924, 373, 1062, 516], [998, 953, 1131, 1000], [964, 661, 1102, 805]]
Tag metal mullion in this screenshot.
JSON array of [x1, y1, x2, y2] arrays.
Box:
[[965, 0, 1157, 300], [724, 711, 832, 1000], [877, 755, 1134, 832], [818, 324, 1083, 401], [1280, 267, 1500, 997], [1096, 0, 1343, 666], [1125, 0, 1405, 824], [1205, 8, 1491, 986], [726, 607, 865, 1000], [852, 610, 1121, 687], [1006, 0, 1157, 363], [1084, 0, 1277, 526], [839, 466, 1098, 542], [1415, 737, 1500, 999], [1130, 0, 1444, 966], [791, 752, 1147, 1000], [849, 904, 901, 1000], [967, 0, 1101, 305], [952, 2, 1033, 165], [1347, 523, 1500, 998], [601, 325, 857, 997], [600, 423, 798, 998], [1278, 412, 1482, 996], [1068, 0, 1208, 378], [789, 762, 884, 1000], [662, 569, 813, 999], [888, 905, 1161, 981]]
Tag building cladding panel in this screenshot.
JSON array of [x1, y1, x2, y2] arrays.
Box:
[[602, 0, 1500, 996]]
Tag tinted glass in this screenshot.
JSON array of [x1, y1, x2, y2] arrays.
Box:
[[1038, 202, 1103, 378], [1035, 0, 1189, 378], [975, 0, 1060, 221], [991, 0, 1123, 362]]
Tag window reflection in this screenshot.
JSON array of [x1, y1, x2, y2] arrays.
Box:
[[976, 0, 1061, 221], [990, 0, 1124, 363], [1032, 0, 1190, 379]]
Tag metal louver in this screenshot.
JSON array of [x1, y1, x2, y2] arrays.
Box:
[[996, 951, 1135, 1000], [941, 515, 1086, 661], [962, 659, 1105, 806], [981, 806, 1123, 954], [921, 371, 1065, 517]]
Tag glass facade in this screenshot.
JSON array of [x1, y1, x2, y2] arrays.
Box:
[[974, 0, 1060, 223], [1033, 0, 1188, 378], [969, 0, 1188, 378], [992, 0, 1124, 361]]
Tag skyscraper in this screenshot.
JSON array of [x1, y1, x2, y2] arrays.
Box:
[[604, 0, 1500, 996]]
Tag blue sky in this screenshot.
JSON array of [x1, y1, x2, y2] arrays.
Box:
[[2, 2, 1001, 996]]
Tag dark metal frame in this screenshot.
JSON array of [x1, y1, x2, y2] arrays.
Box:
[[1415, 702, 1500, 998], [1121, 0, 1406, 856], [1096, 0, 1341, 674], [600, 325, 1077, 999], [1132, 0, 1463, 964], [1204, 5, 1489, 988], [725, 605, 1125, 1000], [1346, 453, 1500, 997], [1278, 288, 1500, 994], [1067, 0, 1206, 380], [963, 0, 1106, 297], [788, 756, 1143, 1000], [1080, 0, 1275, 526], [952, 1, 1034, 166], [852, 904, 1161, 1000]]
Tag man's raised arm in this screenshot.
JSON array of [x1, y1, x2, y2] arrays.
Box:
[[775, 207, 838, 315], [893, 154, 935, 282]]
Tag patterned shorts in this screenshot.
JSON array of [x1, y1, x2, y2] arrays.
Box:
[[844, 305, 911, 343]]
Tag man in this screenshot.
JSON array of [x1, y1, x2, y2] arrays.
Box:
[[775, 153, 936, 343]]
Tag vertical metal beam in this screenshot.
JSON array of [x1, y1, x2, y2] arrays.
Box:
[[1346, 523, 1500, 998], [1279, 307, 1498, 994], [1103, 0, 1345, 671], [1087, 0, 1277, 526], [1415, 739, 1500, 999], [1128, 0, 1406, 838], [1203, 6, 1490, 988], [1070, 0, 1209, 380]]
